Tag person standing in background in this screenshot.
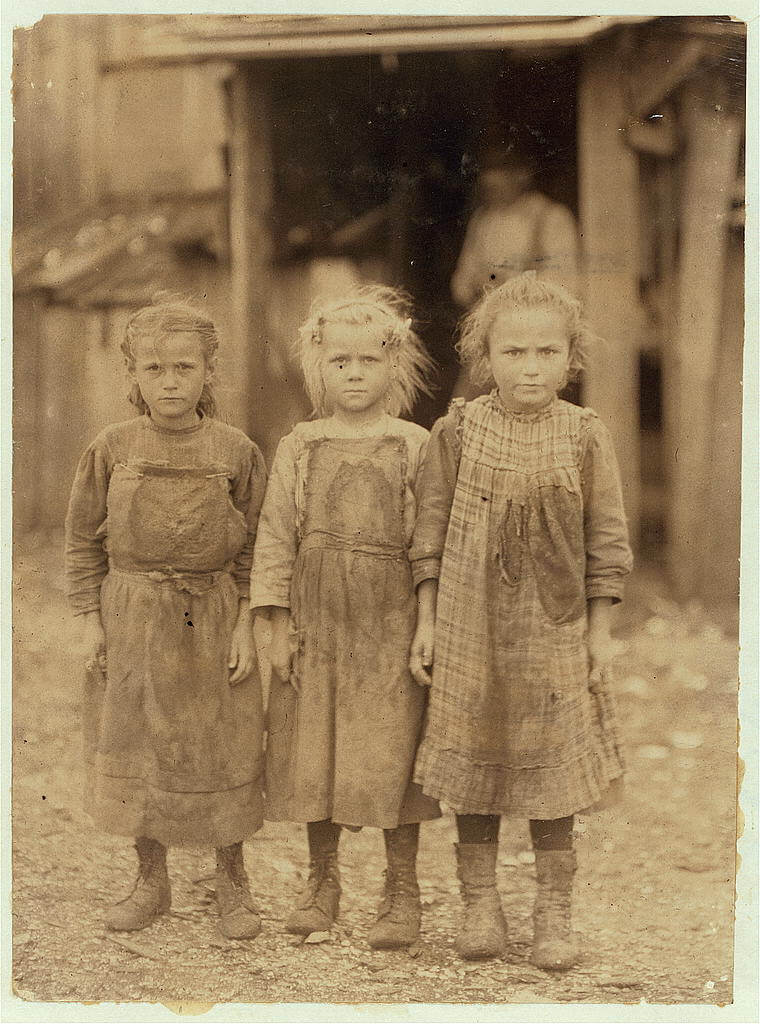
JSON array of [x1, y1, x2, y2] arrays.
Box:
[[451, 142, 581, 399]]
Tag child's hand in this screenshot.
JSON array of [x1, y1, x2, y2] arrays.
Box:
[[269, 630, 295, 688], [229, 606, 256, 685], [81, 611, 107, 675], [268, 608, 297, 691], [587, 630, 618, 693], [409, 622, 435, 687]]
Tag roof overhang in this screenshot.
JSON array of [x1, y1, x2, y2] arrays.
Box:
[[105, 14, 656, 69]]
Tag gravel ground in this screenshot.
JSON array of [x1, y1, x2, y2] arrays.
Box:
[[10, 531, 740, 1010]]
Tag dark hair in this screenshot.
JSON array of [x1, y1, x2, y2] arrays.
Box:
[[121, 296, 219, 418]]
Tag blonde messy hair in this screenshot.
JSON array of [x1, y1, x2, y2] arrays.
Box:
[[457, 272, 593, 389], [298, 284, 434, 418], [121, 295, 219, 418]]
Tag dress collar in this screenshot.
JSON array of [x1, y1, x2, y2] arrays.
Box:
[[142, 411, 208, 436], [487, 389, 558, 422]]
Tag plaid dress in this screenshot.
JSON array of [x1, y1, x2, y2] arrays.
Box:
[[410, 393, 633, 818]]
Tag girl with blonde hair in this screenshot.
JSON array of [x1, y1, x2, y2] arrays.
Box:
[[251, 285, 440, 949]]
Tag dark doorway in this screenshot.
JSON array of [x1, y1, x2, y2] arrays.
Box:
[[268, 49, 579, 425]]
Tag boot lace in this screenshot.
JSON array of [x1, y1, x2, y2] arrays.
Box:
[[376, 870, 419, 922], [297, 859, 338, 913], [217, 848, 256, 914]]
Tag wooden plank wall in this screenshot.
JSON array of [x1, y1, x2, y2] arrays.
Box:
[[666, 74, 743, 600], [577, 38, 643, 547]]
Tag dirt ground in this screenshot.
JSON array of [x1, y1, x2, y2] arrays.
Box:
[[10, 529, 740, 1009]]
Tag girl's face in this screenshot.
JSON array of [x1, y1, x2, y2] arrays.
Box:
[[129, 332, 212, 430], [320, 321, 393, 420], [487, 306, 571, 414]]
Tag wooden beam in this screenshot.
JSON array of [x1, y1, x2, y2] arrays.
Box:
[[664, 74, 743, 599], [105, 16, 656, 69], [578, 39, 643, 548], [227, 63, 275, 446], [624, 36, 708, 120]]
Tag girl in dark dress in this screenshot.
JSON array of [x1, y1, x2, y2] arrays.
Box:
[[65, 299, 267, 939]]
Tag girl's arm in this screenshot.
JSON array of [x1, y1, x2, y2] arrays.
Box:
[[266, 606, 295, 688], [582, 418, 634, 688], [228, 441, 269, 684], [65, 436, 112, 667], [250, 434, 299, 688], [409, 411, 461, 685], [587, 596, 617, 691], [409, 409, 461, 586], [581, 417, 634, 603], [410, 579, 438, 687], [65, 436, 112, 614], [229, 441, 268, 599]]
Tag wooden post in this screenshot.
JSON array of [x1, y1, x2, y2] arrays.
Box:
[[577, 39, 643, 548], [227, 63, 277, 451], [665, 74, 742, 599]]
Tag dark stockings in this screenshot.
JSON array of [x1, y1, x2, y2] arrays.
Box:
[[529, 815, 574, 851], [307, 819, 342, 857], [456, 814, 574, 850], [456, 814, 500, 845]]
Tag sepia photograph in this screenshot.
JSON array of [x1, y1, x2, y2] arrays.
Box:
[[3, 4, 757, 1018]]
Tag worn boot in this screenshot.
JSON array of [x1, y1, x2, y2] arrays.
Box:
[[105, 837, 171, 932], [215, 842, 261, 940], [286, 821, 341, 935], [531, 849, 579, 970], [368, 824, 421, 949], [454, 843, 508, 960]]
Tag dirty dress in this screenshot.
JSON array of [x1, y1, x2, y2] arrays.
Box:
[[65, 414, 267, 847], [250, 416, 441, 829], [410, 394, 633, 819]]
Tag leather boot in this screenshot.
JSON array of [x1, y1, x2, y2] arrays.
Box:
[[368, 824, 421, 950], [286, 822, 341, 935], [105, 837, 171, 932], [215, 842, 261, 940], [530, 849, 579, 970], [454, 842, 508, 960], [286, 852, 341, 935]]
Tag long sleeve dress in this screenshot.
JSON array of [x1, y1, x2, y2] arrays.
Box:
[[250, 415, 441, 830], [65, 414, 267, 847], [409, 393, 633, 819]]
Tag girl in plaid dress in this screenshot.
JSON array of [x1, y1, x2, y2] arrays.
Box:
[[251, 287, 440, 949], [409, 273, 632, 966]]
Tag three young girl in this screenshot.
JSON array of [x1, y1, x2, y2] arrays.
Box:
[[67, 273, 631, 966]]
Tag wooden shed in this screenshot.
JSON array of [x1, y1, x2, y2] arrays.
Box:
[[17, 14, 747, 604]]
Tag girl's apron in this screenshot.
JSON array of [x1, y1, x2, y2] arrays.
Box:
[[84, 459, 263, 846], [265, 436, 439, 829]]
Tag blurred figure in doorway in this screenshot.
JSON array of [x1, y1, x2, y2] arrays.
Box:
[[451, 142, 581, 399]]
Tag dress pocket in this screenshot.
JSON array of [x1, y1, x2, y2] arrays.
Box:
[[527, 482, 586, 624]]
